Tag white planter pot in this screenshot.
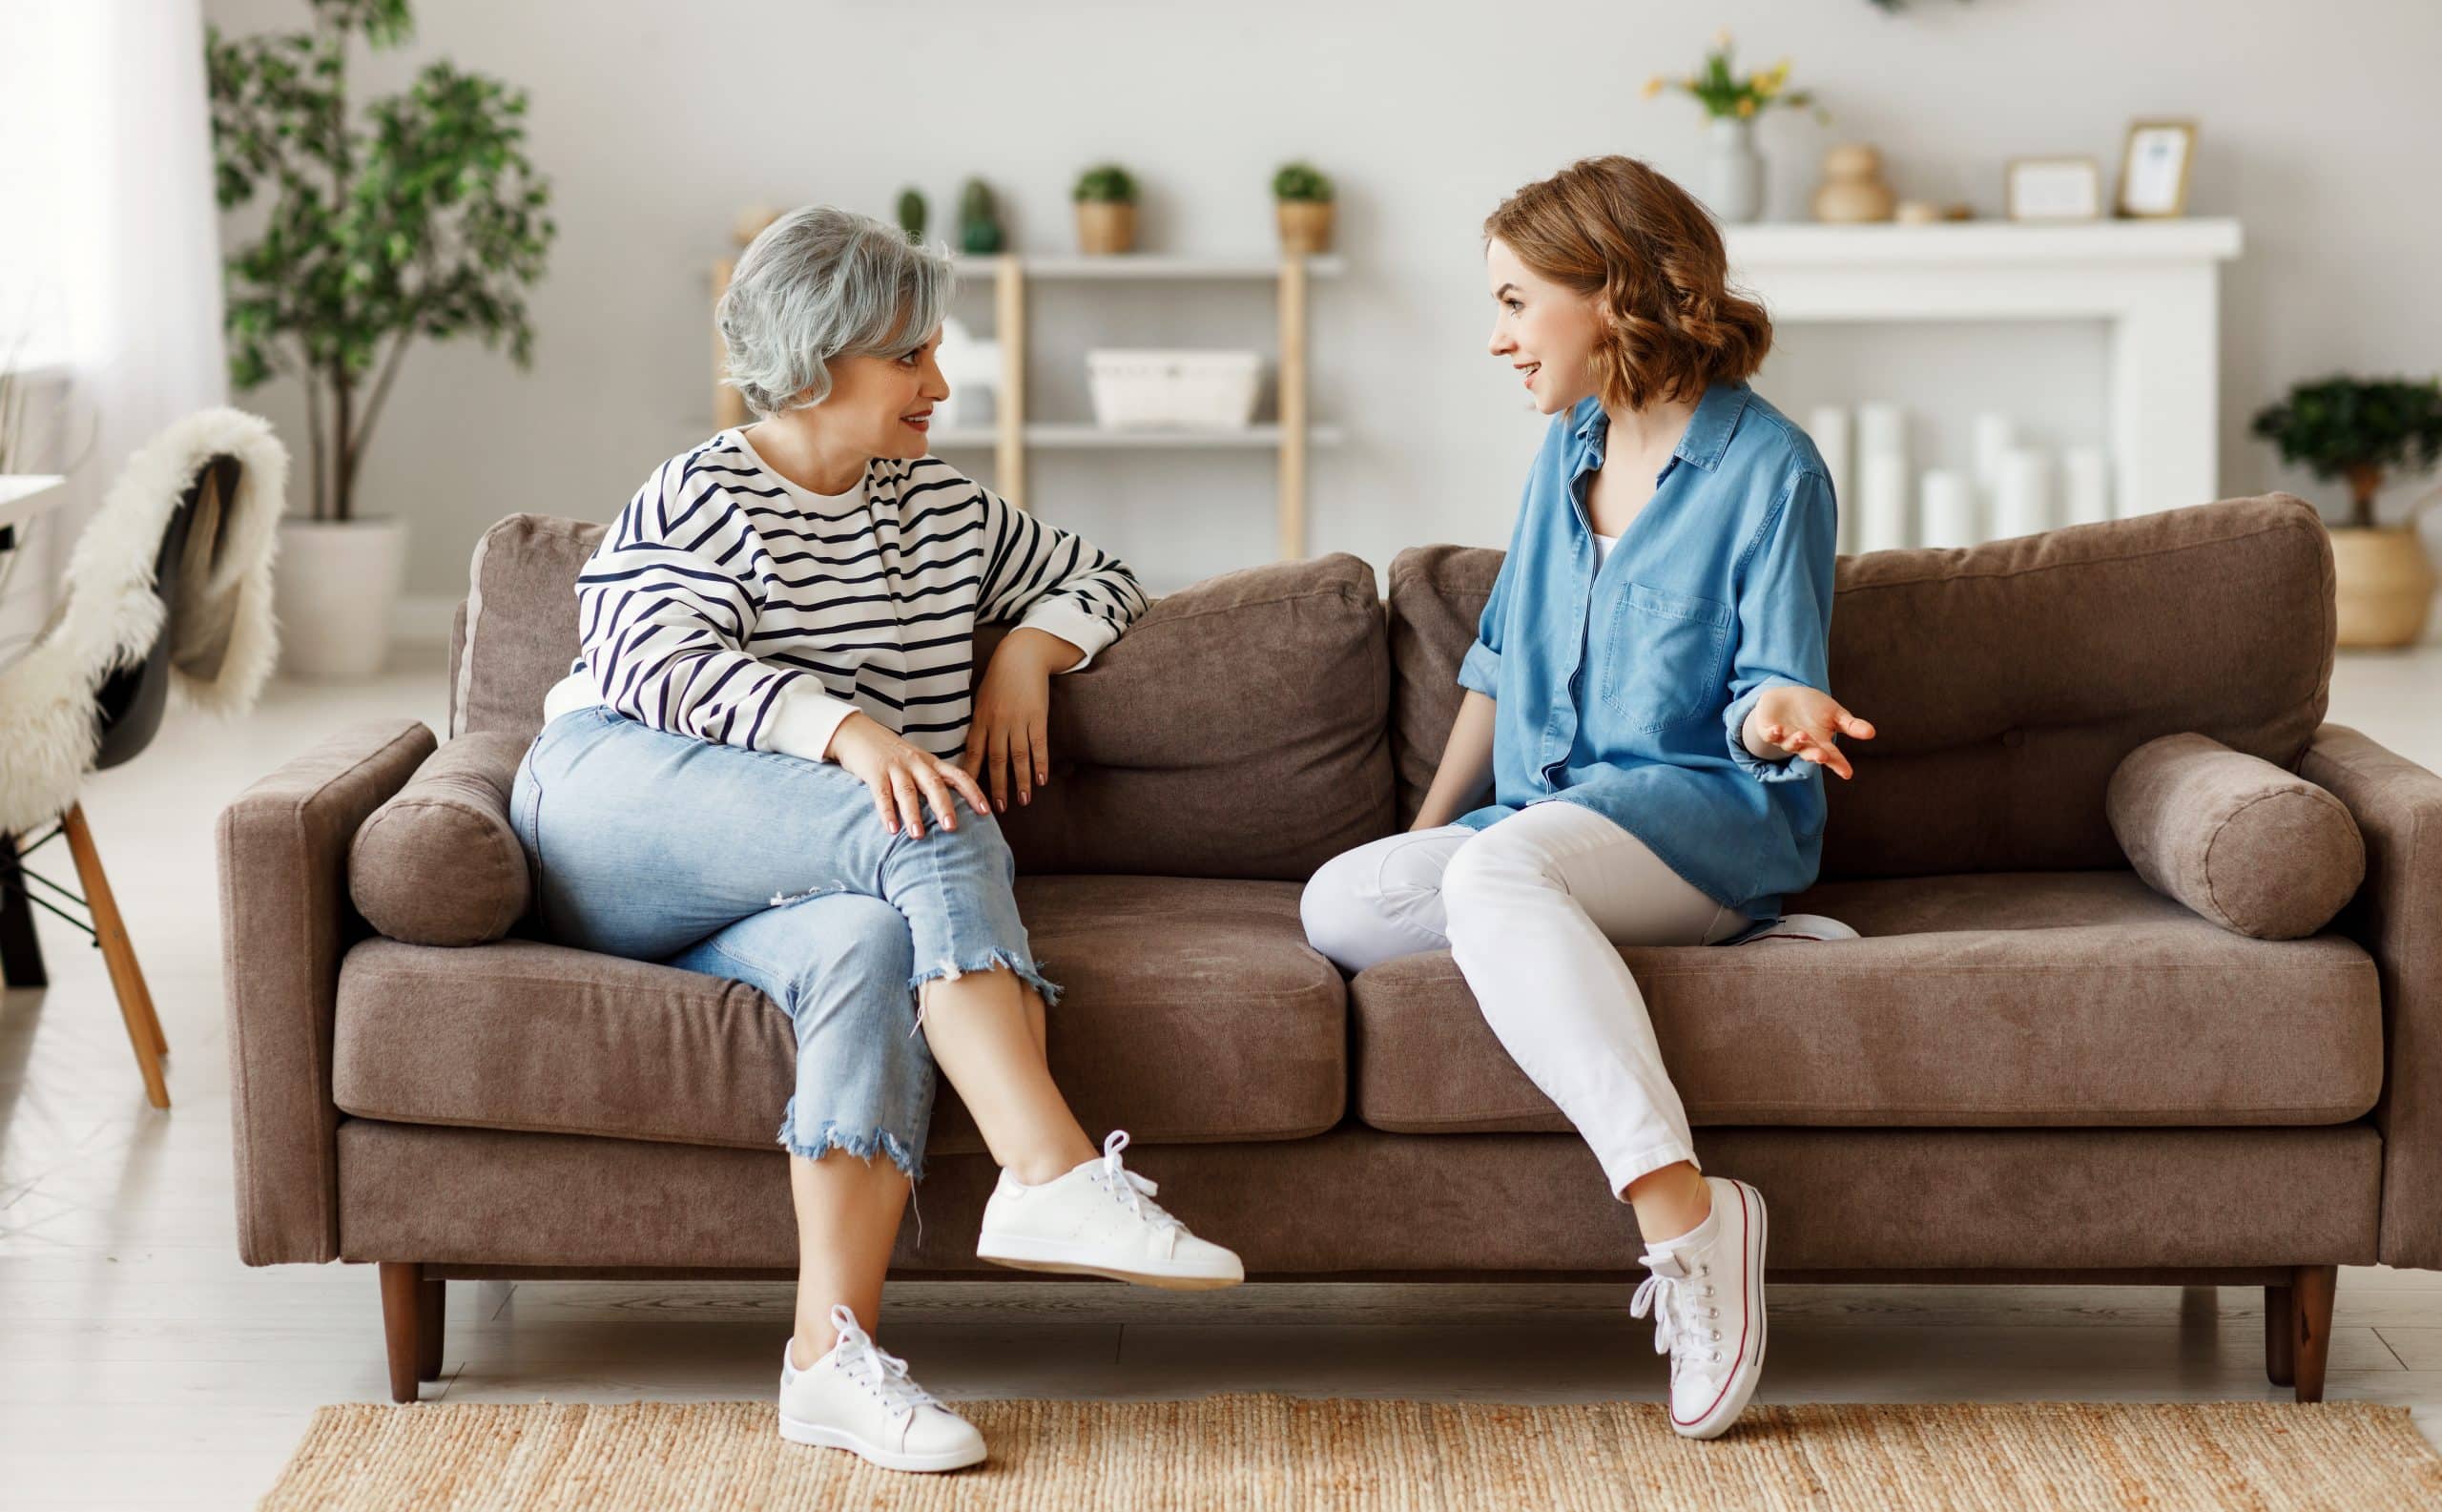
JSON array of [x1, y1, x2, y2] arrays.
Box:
[[1706, 115, 1765, 223], [273, 516, 408, 681]]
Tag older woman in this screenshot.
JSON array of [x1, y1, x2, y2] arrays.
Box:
[[510, 205, 1243, 1474], [1301, 157, 1874, 1441]]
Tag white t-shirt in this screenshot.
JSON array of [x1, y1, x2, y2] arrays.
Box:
[[1593, 529, 1620, 568]]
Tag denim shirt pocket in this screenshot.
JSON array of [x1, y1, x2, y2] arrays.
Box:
[[1601, 579, 1735, 734]]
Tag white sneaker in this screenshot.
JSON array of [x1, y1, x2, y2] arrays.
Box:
[[1731, 913, 1860, 944], [776, 1304, 985, 1473], [1631, 1176, 1769, 1440], [975, 1129, 1246, 1289]]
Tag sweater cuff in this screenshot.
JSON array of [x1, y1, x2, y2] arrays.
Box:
[[767, 681, 861, 763], [1016, 596, 1120, 673]]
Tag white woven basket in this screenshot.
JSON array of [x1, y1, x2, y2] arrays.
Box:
[[1086, 349, 1263, 431]]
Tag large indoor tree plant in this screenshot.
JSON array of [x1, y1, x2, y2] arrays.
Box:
[[2252, 375, 2442, 647], [208, 0, 553, 678]]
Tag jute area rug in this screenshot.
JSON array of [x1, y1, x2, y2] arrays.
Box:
[[261, 1394, 2442, 1511]]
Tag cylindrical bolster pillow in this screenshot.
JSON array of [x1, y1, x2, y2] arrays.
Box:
[[349, 731, 532, 945], [2105, 731, 2365, 939]]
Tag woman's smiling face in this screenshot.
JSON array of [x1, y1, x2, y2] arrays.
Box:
[[811, 323, 951, 462], [1485, 236, 1602, 417]]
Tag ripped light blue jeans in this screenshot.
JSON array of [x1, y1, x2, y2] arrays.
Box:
[[507, 705, 1062, 1185]]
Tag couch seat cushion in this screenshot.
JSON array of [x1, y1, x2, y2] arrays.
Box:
[[1352, 870, 2381, 1133], [333, 877, 1343, 1152]]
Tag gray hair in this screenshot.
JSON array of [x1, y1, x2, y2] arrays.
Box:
[[716, 205, 955, 418]]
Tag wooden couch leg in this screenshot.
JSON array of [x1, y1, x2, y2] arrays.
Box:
[[380, 1262, 428, 1402], [2265, 1282, 2295, 1387], [2290, 1264, 2336, 1403], [419, 1274, 445, 1381]]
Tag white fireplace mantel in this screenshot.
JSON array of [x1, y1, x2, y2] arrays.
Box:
[[1722, 218, 2243, 523]]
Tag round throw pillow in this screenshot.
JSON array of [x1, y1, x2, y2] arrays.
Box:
[[348, 730, 532, 946], [2105, 731, 2364, 940]]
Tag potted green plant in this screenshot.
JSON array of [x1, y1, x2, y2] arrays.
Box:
[[1644, 29, 1828, 223], [2252, 375, 2442, 647], [896, 187, 927, 244], [957, 177, 1005, 254], [1072, 163, 1138, 255], [208, 0, 554, 680], [1273, 162, 1335, 255]]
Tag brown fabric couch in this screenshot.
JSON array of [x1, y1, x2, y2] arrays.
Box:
[[218, 492, 2442, 1404]]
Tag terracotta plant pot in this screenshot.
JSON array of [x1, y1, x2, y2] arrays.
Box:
[[1276, 200, 1334, 254], [1075, 201, 1136, 256], [2328, 524, 2438, 648]]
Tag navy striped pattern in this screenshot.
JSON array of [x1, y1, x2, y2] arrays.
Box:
[[569, 432, 1148, 757]]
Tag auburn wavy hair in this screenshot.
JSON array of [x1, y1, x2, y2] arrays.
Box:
[[1482, 155, 1772, 413]]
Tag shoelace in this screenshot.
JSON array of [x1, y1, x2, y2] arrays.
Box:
[[1089, 1130, 1187, 1253], [824, 1303, 944, 1420], [1630, 1253, 1725, 1376]]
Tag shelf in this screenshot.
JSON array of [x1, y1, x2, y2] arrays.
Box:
[[1721, 217, 2241, 269], [932, 424, 1341, 450], [949, 254, 1343, 281]]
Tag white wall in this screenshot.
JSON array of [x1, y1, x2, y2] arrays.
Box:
[[200, 0, 2442, 611]]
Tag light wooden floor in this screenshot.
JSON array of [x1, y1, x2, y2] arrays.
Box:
[[6, 645, 2440, 1508]]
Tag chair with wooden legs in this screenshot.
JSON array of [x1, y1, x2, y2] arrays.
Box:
[[2, 421, 284, 1110]]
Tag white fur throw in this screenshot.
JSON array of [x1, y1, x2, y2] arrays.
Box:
[[1, 406, 288, 836]]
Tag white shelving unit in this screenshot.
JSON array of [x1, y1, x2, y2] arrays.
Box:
[[710, 250, 1343, 559], [933, 254, 1341, 560]]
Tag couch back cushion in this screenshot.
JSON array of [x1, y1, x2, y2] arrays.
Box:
[[448, 514, 1394, 880], [1387, 494, 2335, 880]]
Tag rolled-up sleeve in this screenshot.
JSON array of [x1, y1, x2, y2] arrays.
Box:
[[1458, 465, 1542, 699], [1722, 467, 1837, 782]]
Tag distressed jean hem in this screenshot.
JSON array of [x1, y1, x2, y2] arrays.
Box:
[[906, 946, 1065, 1024], [779, 1114, 927, 1184]]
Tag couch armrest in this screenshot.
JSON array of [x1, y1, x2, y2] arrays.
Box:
[[217, 718, 436, 1264], [2298, 722, 2442, 1270]]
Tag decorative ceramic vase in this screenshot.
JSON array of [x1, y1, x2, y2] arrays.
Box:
[[273, 515, 407, 681], [1706, 115, 1765, 223], [1075, 201, 1136, 255], [1275, 200, 1334, 255], [1812, 143, 1895, 223], [2329, 525, 2437, 647]]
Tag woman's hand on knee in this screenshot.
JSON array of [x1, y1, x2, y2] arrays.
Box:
[[830, 714, 990, 839]]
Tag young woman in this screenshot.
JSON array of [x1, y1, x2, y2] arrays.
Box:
[[510, 205, 1244, 1475], [1301, 156, 1874, 1440]]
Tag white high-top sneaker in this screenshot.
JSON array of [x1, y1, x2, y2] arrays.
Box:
[[776, 1304, 985, 1473], [1630, 1176, 1769, 1440], [975, 1129, 1246, 1289]]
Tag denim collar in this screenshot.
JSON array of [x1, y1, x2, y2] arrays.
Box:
[[1569, 378, 1752, 474]]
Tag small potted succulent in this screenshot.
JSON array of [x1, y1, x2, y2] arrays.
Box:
[[957, 177, 1005, 254], [895, 186, 927, 244], [1072, 163, 1138, 255], [1273, 161, 1335, 255], [2252, 375, 2442, 647]]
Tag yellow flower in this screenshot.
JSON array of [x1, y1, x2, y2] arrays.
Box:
[[1755, 74, 1781, 99], [1770, 59, 1792, 85], [1642, 73, 1666, 99], [1714, 26, 1733, 49], [1736, 95, 1757, 117]]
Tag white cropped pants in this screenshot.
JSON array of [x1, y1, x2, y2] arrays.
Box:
[[1300, 800, 1748, 1197]]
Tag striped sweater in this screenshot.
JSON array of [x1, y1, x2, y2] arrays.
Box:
[[543, 426, 1149, 761]]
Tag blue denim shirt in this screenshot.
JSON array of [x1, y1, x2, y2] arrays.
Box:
[[1455, 378, 1836, 927]]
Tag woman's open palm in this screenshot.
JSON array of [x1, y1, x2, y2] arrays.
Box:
[[1753, 684, 1875, 780]]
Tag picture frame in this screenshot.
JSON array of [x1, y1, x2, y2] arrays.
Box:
[[2004, 156, 2102, 222], [2116, 118, 2197, 218]]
